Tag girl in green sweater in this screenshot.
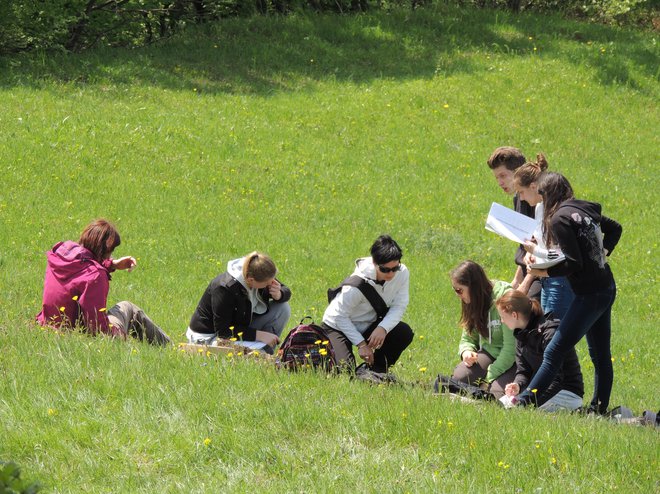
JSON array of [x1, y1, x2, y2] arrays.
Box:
[[450, 260, 516, 399]]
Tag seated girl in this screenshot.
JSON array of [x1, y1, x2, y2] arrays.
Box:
[[450, 260, 516, 399], [37, 219, 171, 345], [187, 252, 291, 352], [496, 290, 584, 411]]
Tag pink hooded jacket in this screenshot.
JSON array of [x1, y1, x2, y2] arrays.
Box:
[[36, 241, 121, 336]]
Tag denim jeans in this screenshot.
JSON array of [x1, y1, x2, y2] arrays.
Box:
[[541, 276, 575, 320], [519, 281, 616, 412]]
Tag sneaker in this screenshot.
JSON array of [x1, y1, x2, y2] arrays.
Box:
[[355, 363, 398, 384]]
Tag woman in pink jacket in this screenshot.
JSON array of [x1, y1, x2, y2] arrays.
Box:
[[36, 219, 170, 346]]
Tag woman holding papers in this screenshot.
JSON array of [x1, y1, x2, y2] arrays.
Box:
[[514, 155, 574, 319], [450, 261, 516, 399], [516, 173, 622, 414], [187, 252, 291, 353]]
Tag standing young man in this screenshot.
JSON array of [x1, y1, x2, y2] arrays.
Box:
[[487, 146, 541, 300], [322, 235, 414, 374]]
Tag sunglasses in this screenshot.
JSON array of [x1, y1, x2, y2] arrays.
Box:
[[453, 286, 464, 295], [378, 264, 401, 273]]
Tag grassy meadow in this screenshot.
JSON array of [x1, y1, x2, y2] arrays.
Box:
[[1, 4, 659, 492]]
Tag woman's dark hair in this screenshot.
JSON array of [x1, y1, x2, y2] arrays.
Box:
[[513, 154, 549, 188], [451, 260, 493, 338], [496, 290, 543, 321], [537, 172, 574, 246], [370, 235, 403, 265], [79, 219, 121, 262]]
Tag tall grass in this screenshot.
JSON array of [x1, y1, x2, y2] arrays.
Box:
[[0, 4, 658, 492]]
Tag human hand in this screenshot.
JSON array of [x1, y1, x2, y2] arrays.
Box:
[[358, 343, 374, 365], [462, 351, 478, 367], [255, 330, 279, 349], [505, 383, 520, 397], [367, 326, 387, 350], [528, 268, 548, 278], [268, 279, 282, 301], [113, 256, 137, 272], [523, 241, 537, 254]]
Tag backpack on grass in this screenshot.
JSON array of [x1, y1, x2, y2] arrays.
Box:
[[433, 374, 495, 401], [276, 318, 336, 371]]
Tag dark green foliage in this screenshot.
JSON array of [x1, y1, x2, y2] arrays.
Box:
[[446, 0, 657, 24], [0, 0, 656, 54], [0, 462, 41, 494]]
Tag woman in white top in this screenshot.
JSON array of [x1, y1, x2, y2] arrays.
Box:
[[513, 155, 574, 320]]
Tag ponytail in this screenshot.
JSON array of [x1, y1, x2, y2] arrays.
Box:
[[496, 289, 543, 319], [242, 251, 277, 282], [513, 153, 549, 188]]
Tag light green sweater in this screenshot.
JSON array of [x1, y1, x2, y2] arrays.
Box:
[[458, 280, 515, 382]]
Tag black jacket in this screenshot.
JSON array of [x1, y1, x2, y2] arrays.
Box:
[[514, 194, 535, 270], [546, 199, 622, 294], [513, 313, 584, 406], [189, 272, 292, 341]]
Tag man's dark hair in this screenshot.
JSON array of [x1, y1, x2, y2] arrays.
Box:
[[370, 235, 403, 265], [487, 146, 526, 171]]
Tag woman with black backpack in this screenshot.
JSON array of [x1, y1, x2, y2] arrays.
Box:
[[516, 172, 622, 414]]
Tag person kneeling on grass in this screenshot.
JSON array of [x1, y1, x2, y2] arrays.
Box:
[[187, 252, 291, 354], [321, 235, 414, 376], [450, 261, 516, 399], [496, 290, 584, 411], [36, 219, 171, 346]]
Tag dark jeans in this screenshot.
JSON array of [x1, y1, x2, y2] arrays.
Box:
[[322, 321, 414, 373], [541, 276, 575, 320], [519, 281, 616, 412], [451, 350, 516, 399]]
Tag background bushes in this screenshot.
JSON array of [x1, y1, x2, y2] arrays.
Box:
[[0, 0, 657, 53]]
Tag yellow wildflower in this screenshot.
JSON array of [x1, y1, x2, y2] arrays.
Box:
[[203, 437, 211, 447], [419, 367, 427, 373]]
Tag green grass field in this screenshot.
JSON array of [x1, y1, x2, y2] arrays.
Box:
[[1, 4, 659, 492]]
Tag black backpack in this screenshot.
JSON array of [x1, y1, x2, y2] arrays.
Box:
[[327, 275, 389, 324], [276, 318, 336, 371], [433, 374, 495, 401]]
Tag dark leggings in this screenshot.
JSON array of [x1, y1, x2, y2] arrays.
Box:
[[519, 281, 616, 412], [323, 322, 414, 373], [451, 350, 516, 399]]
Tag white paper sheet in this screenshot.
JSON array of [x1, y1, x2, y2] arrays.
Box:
[[485, 202, 539, 244]]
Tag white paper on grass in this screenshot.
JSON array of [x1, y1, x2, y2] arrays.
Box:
[[485, 202, 539, 244], [232, 340, 269, 351]]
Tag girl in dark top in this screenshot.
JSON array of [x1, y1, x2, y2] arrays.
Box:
[[187, 252, 291, 352], [517, 173, 622, 414], [496, 290, 584, 411]]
